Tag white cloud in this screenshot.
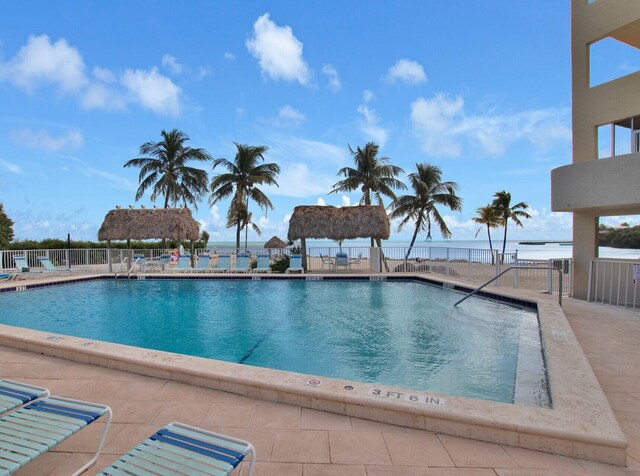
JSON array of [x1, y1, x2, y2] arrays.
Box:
[[0, 35, 186, 116], [92, 66, 117, 83], [246, 13, 312, 85], [271, 105, 306, 127], [357, 103, 389, 146], [0, 159, 24, 174], [264, 162, 334, 197], [82, 168, 137, 191], [363, 90, 375, 103], [224, 52, 235, 61], [161, 54, 184, 74], [9, 128, 84, 152], [122, 67, 182, 116], [410, 94, 571, 157], [316, 197, 326, 206], [386, 59, 427, 85], [269, 137, 347, 164], [82, 83, 127, 111], [342, 195, 351, 207], [196, 66, 211, 79], [322, 64, 341, 91], [0, 34, 87, 93]]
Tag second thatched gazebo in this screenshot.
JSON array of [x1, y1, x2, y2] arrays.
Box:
[[287, 205, 390, 270], [263, 236, 288, 249], [98, 207, 200, 270]]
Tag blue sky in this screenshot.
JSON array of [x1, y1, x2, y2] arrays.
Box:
[[0, 2, 637, 243]]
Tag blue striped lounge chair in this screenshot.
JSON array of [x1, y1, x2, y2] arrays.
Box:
[[0, 395, 112, 475], [0, 273, 16, 281], [98, 422, 255, 476], [175, 255, 193, 272], [335, 252, 350, 271], [0, 380, 49, 415], [38, 256, 71, 273], [228, 253, 251, 273], [195, 254, 211, 272], [211, 254, 231, 273], [285, 254, 304, 274], [13, 256, 37, 274], [252, 254, 272, 273]]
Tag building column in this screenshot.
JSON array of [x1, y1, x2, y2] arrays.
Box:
[[572, 212, 599, 299]]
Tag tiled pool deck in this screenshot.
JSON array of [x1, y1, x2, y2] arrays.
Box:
[[1, 276, 640, 474]]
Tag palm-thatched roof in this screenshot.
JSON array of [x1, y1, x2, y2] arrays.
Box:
[[98, 207, 200, 241], [263, 236, 288, 248], [287, 205, 390, 241]]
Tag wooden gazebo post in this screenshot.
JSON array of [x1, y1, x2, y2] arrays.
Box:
[[300, 237, 307, 271]]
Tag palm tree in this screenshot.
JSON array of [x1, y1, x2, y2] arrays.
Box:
[[124, 129, 211, 209], [209, 143, 280, 249], [330, 142, 405, 246], [227, 203, 262, 251], [491, 191, 532, 257], [389, 163, 462, 260], [473, 204, 501, 264]]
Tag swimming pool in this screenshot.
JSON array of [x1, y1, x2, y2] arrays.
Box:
[[3, 278, 546, 404]]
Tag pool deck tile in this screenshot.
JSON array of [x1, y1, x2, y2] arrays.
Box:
[[4, 276, 640, 473], [328, 430, 393, 465], [271, 429, 331, 463]]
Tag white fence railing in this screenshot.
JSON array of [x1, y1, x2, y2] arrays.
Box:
[[589, 259, 640, 308], [1, 246, 572, 295]]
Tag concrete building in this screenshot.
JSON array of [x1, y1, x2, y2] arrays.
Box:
[[551, 0, 640, 299]]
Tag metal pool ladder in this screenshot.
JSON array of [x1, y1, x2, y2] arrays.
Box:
[[453, 266, 563, 307]]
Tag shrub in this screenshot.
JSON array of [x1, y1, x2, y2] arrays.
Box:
[[270, 255, 290, 273]]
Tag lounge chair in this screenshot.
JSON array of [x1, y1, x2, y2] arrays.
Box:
[[252, 254, 272, 273], [175, 255, 193, 272], [335, 252, 350, 271], [228, 253, 251, 273], [98, 422, 255, 476], [195, 254, 211, 272], [0, 273, 16, 281], [0, 395, 111, 475], [285, 254, 304, 274], [0, 380, 49, 415], [13, 256, 35, 273], [320, 254, 334, 270], [211, 254, 231, 273], [38, 256, 71, 273]]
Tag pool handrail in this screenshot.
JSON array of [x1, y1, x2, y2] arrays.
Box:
[[453, 266, 563, 307]]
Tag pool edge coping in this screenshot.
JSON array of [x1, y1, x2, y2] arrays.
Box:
[[1, 272, 628, 466]]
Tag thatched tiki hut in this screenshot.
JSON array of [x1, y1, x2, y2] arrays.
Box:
[[287, 205, 390, 270], [98, 207, 200, 271], [263, 236, 287, 249]]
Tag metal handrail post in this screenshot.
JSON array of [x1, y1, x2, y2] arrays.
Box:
[[454, 266, 563, 307]]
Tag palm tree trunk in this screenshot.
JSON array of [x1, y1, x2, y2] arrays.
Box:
[[235, 222, 241, 250], [501, 221, 508, 264], [244, 223, 248, 251], [487, 226, 494, 265], [405, 221, 421, 261]]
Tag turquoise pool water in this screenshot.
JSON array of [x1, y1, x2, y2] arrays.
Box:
[[2, 279, 542, 403]]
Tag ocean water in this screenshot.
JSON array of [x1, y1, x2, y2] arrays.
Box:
[[209, 239, 640, 261]]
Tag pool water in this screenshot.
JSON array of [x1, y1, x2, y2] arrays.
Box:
[[2, 279, 543, 403]]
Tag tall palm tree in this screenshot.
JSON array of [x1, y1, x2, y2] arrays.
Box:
[[226, 203, 262, 251], [330, 142, 405, 246], [491, 191, 532, 256], [124, 129, 211, 209], [209, 143, 280, 249], [389, 163, 462, 260], [473, 204, 501, 264]]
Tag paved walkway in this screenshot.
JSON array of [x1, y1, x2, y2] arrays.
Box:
[[0, 297, 638, 475]]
